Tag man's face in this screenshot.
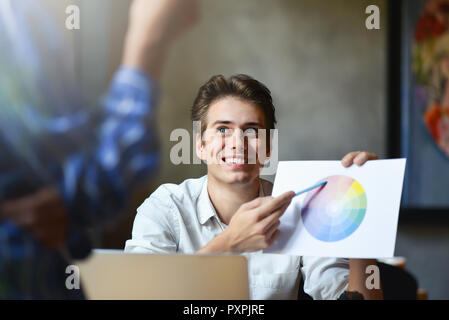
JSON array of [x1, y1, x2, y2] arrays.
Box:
[[196, 96, 269, 185]]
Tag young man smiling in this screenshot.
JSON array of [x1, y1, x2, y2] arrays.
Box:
[[125, 74, 383, 300]]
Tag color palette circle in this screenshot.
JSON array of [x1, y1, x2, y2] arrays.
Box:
[[301, 175, 367, 242]]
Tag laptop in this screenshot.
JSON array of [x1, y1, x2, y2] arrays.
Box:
[[75, 249, 249, 300]]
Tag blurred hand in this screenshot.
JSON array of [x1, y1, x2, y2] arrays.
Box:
[[123, 0, 199, 78], [221, 191, 295, 252], [129, 0, 199, 45], [341, 151, 379, 167], [0, 188, 68, 250]]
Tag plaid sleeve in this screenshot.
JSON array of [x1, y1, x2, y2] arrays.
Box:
[[61, 67, 160, 229]]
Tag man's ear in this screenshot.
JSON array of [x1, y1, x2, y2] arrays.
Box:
[[195, 132, 206, 161]]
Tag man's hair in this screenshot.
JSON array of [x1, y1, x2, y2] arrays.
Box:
[[191, 74, 277, 133]]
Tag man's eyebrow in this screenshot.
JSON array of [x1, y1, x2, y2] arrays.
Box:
[[244, 122, 263, 127], [212, 120, 234, 126], [211, 120, 263, 127]]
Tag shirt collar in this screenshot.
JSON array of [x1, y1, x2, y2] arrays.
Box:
[[197, 176, 267, 225], [197, 176, 214, 225]]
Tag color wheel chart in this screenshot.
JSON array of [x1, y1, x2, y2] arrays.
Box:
[[301, 175, 367, 242]]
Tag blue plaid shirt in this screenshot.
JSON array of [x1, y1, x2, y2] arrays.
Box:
[[0, 0, 159, 298]]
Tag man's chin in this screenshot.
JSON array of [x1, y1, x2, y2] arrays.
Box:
[[207, 163, 260, 185], [221, 170, 259, 185], [227, 175, 251, 184]]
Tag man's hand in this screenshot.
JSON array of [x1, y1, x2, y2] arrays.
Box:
[[122, 0, 199, 79], [197, 191, 295, 253], [348, 259, 383, 300], [341, 151, 378, 168], [341, 151, 383, 299], [0, 188, 68, 250]]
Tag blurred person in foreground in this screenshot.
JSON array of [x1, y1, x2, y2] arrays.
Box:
[[0, 0, 198, 299]]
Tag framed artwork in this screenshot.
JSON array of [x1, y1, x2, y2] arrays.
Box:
[[389, 0, 449, 212]]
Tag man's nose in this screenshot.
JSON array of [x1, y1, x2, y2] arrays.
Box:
[[230, 129, 246, 151]]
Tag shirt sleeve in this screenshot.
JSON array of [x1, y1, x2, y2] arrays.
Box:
[[301, 256, 349, 300], [61, 67, 160, 229], [124, 190, 179, 254]]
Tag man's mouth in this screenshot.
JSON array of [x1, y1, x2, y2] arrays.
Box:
[[219, 154, 258, 166], [223, 157, 246, 165]]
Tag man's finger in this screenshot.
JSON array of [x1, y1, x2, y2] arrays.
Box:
[[255, 191, 294, 220], [267, 229, 281, 247], [259, 200, 291, 231], [354, 152, 378, 166], [0, 188, 59, 215], [1, 197, 33, 214], [245, 196, 272, 210], [264, 220, 280, 239], [341, 151, 360, 168]]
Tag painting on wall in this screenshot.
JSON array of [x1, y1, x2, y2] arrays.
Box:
[[399, 0, 449, 210], [413, 0, 449, 157]]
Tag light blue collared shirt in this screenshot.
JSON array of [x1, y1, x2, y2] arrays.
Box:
[[125, 176, 350, 300]]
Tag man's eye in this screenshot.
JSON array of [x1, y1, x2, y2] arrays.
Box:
[[244, 128, 258, 135], [218, 127, 229, 134]]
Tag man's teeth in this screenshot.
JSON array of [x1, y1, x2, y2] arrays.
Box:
[[225, 158, 245, 164]]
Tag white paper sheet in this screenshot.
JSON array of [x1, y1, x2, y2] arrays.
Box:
[[265, 159, 406, 258]]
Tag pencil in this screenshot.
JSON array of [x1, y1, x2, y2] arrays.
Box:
[[295, 181, 327, 197]]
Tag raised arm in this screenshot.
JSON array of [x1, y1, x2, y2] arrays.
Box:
[[63, 0, 198, 227]]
